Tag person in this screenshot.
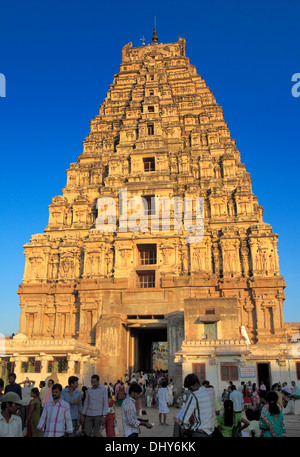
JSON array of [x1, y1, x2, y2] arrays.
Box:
[[177, 373, 215, 437], [19, 377, 35, 430], [0, 392, 25, 437], [116, 382, 125, 407], [130, 373, 137, 384], [168, 380, 174, 406], [138, 374, 145, 393], [104, 382, 108, 395], [259, 380, 266, 391], [125, 382, 131, 398], [290, 381, 300, 399], [281, 382, 292, 396], [227, 381, 233, 398], [153, 385, 159, 407], [272, 383, 284, 409], [143, 372, 148, 386], [61, 376, 82, 436], [246, 381, 253, 395], [243, 390, 252, 410], [37, 383, 73, 437], [229, 384, 244, 424], [80, 374, 108, 437], [135, 383, 144, 416], [108, 383, 114, 399], [105, 397, 116, 437], [121, 383, 153, 437], [177, 388, 187, 409], [25, 387, 41, 437], [238, 381, 245, 394], [259, 391, 286, 437], [216, 399, 249, 437], [221, 389, 228, 403], [145, 382, 153, 408], [245, 408, 260, 437], [114, 380, 121, 399], [251, 383, 258, 409], [256, 389, 267, 417], [39, 381, 47, 404], [81, 386, 88, 406], [158, 380, 169, 425], [4, 373, 22, 400], [43, 378, 54, 404], [212, 394, 222, 437], [200, 380, 221, 435]]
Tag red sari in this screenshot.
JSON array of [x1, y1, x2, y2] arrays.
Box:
[[25, 403, 32, 437], [105, 398, 115, 437]]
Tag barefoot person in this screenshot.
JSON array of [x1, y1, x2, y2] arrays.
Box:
[[158, 381, 169, 425]]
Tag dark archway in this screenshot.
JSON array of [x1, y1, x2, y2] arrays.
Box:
[[131, 327, 167, 372]]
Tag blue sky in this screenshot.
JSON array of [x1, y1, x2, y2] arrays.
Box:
[[0, 0, 299, 335]]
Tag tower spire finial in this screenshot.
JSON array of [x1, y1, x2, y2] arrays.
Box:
[[152, 17, 158, 44]]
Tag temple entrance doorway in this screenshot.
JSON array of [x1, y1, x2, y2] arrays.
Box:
[[257, 362, 271, 391], [128, 325, 168, 374]]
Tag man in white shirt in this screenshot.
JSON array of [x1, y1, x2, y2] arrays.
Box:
[[0, 392, 25, 437], [121, 383, 153, 437], [229, 384, 244, 423], [37, 383, 73, 437], [178, 374, 215, 437]]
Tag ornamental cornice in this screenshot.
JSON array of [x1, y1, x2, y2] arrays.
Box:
[[4, 337, 98, 355]]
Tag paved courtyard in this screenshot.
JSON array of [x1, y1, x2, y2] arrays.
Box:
[[112, 404, 300, 438]]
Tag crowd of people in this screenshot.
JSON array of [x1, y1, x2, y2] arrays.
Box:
[[0, 370, 172, 437], [173, 376, 300, 438], [0, 370, 299, 438]]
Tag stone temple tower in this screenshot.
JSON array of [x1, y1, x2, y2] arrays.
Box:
[[14, 31, 296, 390]]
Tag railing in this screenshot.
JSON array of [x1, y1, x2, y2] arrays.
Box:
[[182, 339, 248, 346]]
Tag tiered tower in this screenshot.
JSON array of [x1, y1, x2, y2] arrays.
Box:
[[17, 32, 287, 383]]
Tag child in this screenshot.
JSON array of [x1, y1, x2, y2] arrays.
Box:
[[244, 391, 252, 410], [105, 397, 116, 437], [245, 408, 260, 437], [221, 389, 228, 403]]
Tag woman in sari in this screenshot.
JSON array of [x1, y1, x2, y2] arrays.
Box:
[[116, 382, 125, 406], [105, 397, 116, 437], [259, 391, 286, 437], [251, 383, 258, 409], [25, 387, 41, 437], [217, 400, 249, 437]]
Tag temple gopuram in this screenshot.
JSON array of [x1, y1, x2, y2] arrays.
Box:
[[3, 29, 300, 392]]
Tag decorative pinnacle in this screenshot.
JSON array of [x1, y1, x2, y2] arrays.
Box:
[[152, 17, 158, 44]]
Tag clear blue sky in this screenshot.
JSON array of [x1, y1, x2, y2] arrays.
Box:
[[0, 0, 299, 335]]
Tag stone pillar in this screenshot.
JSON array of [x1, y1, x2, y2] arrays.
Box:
[[9, 355, 22, 381], [38, 354, 53, 381], [18, 301, 27, 335], [167, 312, 184, 392], [95, 315, 127, 383]]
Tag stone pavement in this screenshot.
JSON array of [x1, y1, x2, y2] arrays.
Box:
[[111, 403, 300, 438]]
